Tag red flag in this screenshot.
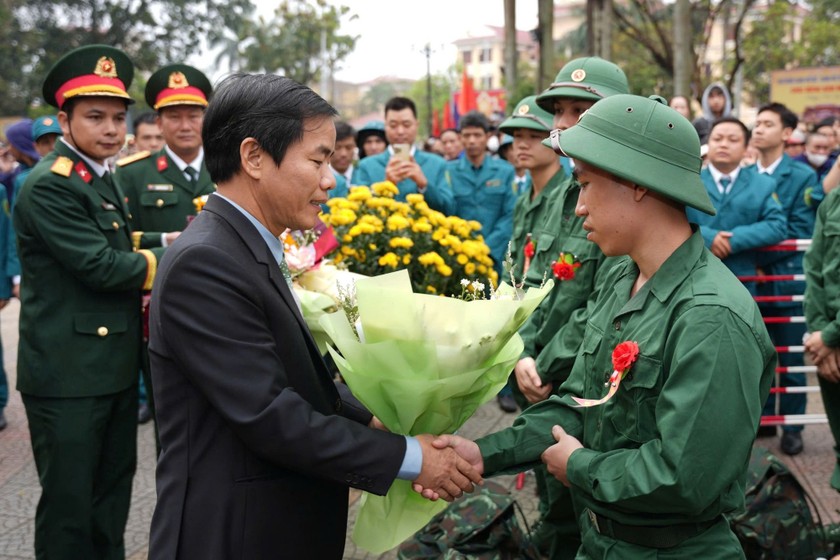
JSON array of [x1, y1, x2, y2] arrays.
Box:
[[458, 68, 477, 115], [432, 108, 441, 137], [442, 102, 454, 130]]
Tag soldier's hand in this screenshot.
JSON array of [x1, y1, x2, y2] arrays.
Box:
[[817, 349, 840, 383], [514, 357, 553, 403], [385, 157, 411, 184], [164, 231, 181, 246], [412, 434, 482, 502], [542, 425, 582, 487], [404, 161, 428, 190]]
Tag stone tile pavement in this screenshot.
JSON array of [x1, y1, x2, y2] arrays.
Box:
[[0, 297, 838, 559]]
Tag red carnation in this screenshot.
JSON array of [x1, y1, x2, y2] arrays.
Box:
[[524, 239, 535, 259], [612, 341, 640, 374]]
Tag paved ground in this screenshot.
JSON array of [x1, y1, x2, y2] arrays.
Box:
[[1, 297, 839, 559]]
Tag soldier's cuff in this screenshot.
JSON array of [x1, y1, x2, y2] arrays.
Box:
[[822, 323, 840, 348], [138, 249, 158, 290], [566, 447, 598, 490], [132, 231, 143, 251]]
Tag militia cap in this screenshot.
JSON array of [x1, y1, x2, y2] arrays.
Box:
[[550, 94, 715, 215], [499, 96, 554, 134], [536, 57, 629, 111], [42, 45, 134, 109], [5, 120, 38, 161], [32, 115, 63, 141], [145, 64, 212, 110]]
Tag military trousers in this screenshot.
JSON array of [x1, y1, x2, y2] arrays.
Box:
[[818, 373, 840, 491], [22, 385, 137, 560]]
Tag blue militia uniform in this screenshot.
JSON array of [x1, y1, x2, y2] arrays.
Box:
[[756, 155, 820, 431], [686, 165, 787, 294], [447, 155, 517, 277], [353, 148, 455, 215]]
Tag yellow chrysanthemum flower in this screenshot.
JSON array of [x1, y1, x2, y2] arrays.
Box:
[[378, 252, 400, 268], [457, 254, 468, 265], [387, 214, 410, 231], [465, 262, 476, 275], [405, 193, 424, 205], [389, 237, 414, 249], [371, 181, 400, 198]]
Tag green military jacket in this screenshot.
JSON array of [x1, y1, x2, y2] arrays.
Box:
[[517, 174, 616, 384], [478, 231, 775, 542], [509, 168, 565, 282], [114, 147, 215, 249], [14, 140, 164, 397], [805, 188, 840, 346]]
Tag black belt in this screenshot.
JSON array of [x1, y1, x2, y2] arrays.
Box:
[[586, 509, 722, 549]]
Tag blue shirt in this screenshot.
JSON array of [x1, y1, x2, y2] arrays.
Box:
[[212, 193, 422, 480]]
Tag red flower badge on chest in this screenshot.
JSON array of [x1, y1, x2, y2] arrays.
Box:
[[551, 252, 581, 281], [573, 340, 640, 407], [524, 237, 535, 260]]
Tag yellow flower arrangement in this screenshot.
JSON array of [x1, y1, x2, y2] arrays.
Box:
[[323, 181, 498, 295]]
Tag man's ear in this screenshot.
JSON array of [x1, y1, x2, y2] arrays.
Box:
[[240, 138, 262, 180], [633, 185, 648, 202]]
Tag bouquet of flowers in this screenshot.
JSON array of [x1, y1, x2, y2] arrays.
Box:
[[320, 269, 553, 553], [322, 182, 498, 295]]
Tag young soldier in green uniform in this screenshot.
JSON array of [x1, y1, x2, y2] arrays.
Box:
[[501, 96, 562, 284], [804, 187, 840, 492], [424, 94, 775, 559], [114, 64, 214, 250], [14, 45, 164, 560], [510, 58, 629, 559], [447, 110, 517, 279]]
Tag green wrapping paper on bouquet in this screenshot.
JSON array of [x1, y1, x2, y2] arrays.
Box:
[[319, 269, 552, 553]]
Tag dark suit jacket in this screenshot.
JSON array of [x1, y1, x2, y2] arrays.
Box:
[[148, 195, 405, 559]]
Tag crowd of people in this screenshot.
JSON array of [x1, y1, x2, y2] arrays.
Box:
[[0, 40, 839, 559]]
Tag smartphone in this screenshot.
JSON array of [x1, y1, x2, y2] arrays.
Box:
[[392, 143, 411, 162]]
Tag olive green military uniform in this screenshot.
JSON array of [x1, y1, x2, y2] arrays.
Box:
[[16, 141, 164, 560], [507, 59, 630, 559], [478, 231, 775, 558], [509, 168, 565, 280], [115, 148, 214, 248], [16, 45, 164, 560], [478, 93, 775, 559], [804, 187, 840, 490]]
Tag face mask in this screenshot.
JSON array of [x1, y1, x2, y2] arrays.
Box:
[[806, 152, 828, 167], [486, 135, 500, 153]]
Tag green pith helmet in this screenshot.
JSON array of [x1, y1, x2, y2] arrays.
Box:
[[145, 64, 212, 110], [553, 94, 715, 215], [535, 57, 629, 111], [499, 96, 554, 134], [42, 44, 134, 109]]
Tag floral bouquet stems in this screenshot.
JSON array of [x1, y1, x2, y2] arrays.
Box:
[[319, 269, 553, 553]]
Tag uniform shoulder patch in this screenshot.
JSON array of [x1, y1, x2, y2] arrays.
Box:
[[50, 156, 73, 177], [116, 150, 151, 167]]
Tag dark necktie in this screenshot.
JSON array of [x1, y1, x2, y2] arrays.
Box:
[[720, 175, 731, 194], [185, 166, 198, 186]]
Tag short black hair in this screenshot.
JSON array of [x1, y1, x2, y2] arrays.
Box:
[[441, 128, 459, 137], [203, 73, 337, 184], [459, 111, 490, 132], [133, 111, 157, 131], [384, 96, 417, 118], [335, 121, 355, 142], [710, 116, 750, 145], [758, 102, 798, 131], [816, 116, 838, 129]]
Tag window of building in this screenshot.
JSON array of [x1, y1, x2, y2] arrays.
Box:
[[463, 50, 472, 64], [479, 47, 492, 62]]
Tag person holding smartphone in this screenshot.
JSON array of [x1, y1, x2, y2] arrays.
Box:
[[354, 96, 455, 215]]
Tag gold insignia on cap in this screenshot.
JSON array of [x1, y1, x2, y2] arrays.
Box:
[[571, 69, 586, 82], [168, 72, 189, 89], [94, 56, 118, 78], [518, 104, 530, 115], [43, 118, 53, 125]]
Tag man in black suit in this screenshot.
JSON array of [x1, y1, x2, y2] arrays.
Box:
[[147, 73, 481, 559]]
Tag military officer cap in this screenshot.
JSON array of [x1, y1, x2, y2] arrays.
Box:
[[536, 57, 629, 111], [551, 94, 715, 215], [499, 96, 554, 134], [145, 64, 212, 110], [32, 115, 63, 141], [42, 44, 134, 109]]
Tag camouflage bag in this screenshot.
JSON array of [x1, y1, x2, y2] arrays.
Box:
[[728, 447, 840, 559], [397, 480, 542, 560]]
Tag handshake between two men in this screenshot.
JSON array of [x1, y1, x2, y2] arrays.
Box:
[[412, 425, 581, 501]]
